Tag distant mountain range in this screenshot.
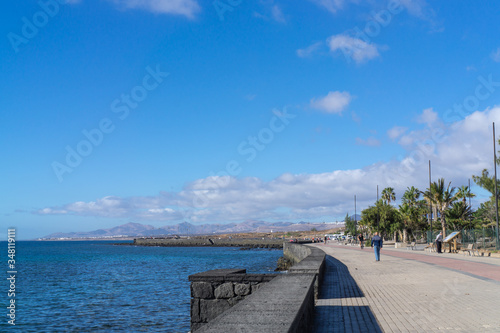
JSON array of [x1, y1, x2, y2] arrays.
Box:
[[40, 218, 352, 239]]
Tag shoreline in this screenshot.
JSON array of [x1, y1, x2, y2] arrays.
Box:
[[124, 237, 286, 249]]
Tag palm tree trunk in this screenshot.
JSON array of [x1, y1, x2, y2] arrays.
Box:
[[441, 215, 446, 239]]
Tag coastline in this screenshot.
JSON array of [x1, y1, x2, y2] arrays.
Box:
[[123, 237, 285, 249]]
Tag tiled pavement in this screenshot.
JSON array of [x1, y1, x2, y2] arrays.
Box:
[[311, 243, 500, 333]]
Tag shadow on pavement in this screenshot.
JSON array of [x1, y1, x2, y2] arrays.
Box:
[[312, 255, 382, 333]]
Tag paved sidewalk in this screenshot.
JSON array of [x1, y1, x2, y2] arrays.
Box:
[[311, 243, 500, 333]]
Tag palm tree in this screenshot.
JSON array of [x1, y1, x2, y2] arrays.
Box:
[[456, 185, 476, 205], [381, 187, 396, 205], [399, 186, 422, 242], [398, 203, 412, 242], [402, 186, 420, 206], [422, 178, 458, 238], [446, 201, 473, 230]]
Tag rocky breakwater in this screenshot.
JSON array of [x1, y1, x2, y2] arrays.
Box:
[[133, 237, 284, 249]]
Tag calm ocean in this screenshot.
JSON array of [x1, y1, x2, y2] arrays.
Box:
[[1, 240, 283, 332]]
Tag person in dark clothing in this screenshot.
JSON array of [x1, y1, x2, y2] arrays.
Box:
[[358, 234, 364, 249], [371, 232, 383, 261], [435, 232, 443, 253]]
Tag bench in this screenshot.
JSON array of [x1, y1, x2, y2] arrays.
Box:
[[462, 243, 479, 256], [406, 242, 416, 250]]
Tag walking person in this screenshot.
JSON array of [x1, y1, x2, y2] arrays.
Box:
[[358, 233, 364, 249], [435, 231, 443, 253], [371, 232, 383, 261]]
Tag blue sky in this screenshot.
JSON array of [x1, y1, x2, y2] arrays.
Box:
[[2, 0, 500, 239]]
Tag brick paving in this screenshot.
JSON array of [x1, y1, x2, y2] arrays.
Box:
[[311, 243, 500, 333]]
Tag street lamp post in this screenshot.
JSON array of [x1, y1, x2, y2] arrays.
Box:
[[376, 185, 379, 229], [354, 195, 357, 238], [493, 123, 500, 250], [428, 160, 432, 243]]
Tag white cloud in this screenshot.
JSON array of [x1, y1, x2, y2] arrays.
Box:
[[399, 0, 428, 18], [387, 126, 408, 140], [309, 0, 433, 20], [310, 91, 352, 114], [308, 0, 347, 14], [297, 41, 323, 58], [308, 0, 440, 32], [491, 48, 500, 63], [35, 107, 500, 223], [396, 108, 440, 147], [356, 137, 381, 147], [253, 2, 287, 24], [416, 107, 439, 126], [327, 34, 380, 64], [271, 5, 286, 23], [110, 0, 201, 18]]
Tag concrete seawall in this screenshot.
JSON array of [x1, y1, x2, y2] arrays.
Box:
[[189, 269, 278, 332], [189, 243, 325, 332]]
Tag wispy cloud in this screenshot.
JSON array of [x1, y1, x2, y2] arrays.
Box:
[[308, 0, 347, 14], [308, 0, 440, 32], [416, 107, 439, 126], [253, 2, 287, 23], [298, 33, 381, 64], [351, 111, 361, 123], [271, 5, 286, 23], [491, 48, 500, 63], [34, 107, 500, 223], [109, 0, 201, 18], [310, 91, 352, 114], [327, 34, 380, 64], [356, 136, 381, 147], [387, 126, 408, 140], [297, 41, 323, 58]]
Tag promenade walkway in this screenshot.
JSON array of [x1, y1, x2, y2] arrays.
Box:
[[310, 243, 500, 333]]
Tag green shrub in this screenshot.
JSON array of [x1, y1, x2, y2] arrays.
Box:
[[365, 239, 371, 247]]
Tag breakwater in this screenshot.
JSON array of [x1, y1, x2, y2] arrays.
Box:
[[131, 237, 285, 249]]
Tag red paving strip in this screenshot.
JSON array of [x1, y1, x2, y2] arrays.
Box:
[[382, 250, 500, 282], [324, 244, 500, 282]]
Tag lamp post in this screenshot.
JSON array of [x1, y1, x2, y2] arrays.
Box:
[[376, 185, 379, 229], [354, 195, 357, 238], [493, 123, 499, 250], [468, 178, 472, 233], [428, 160, 432, 243]]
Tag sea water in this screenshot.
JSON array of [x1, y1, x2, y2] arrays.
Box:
[[0, 240, 283, 332]]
